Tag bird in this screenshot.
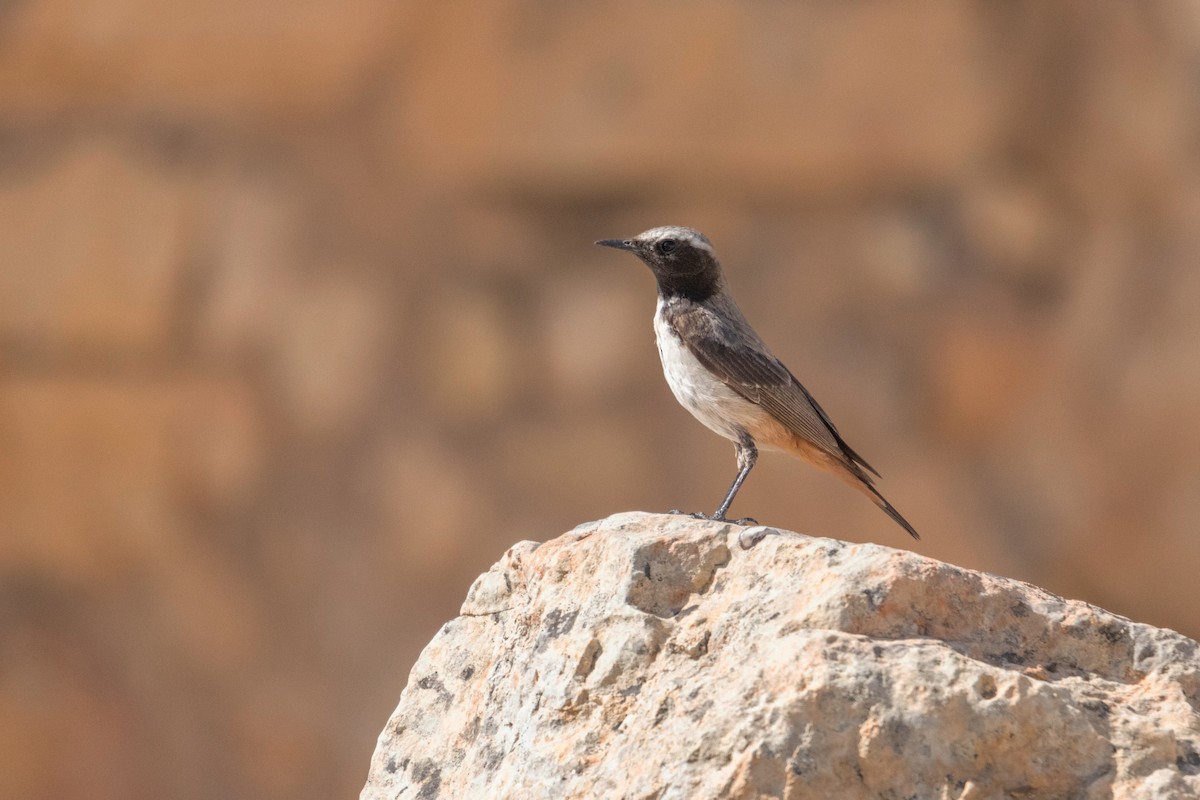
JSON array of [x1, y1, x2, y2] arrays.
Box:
[[596, 225, 919, 540]]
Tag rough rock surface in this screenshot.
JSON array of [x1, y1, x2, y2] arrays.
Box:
[[363, 513, 1200, 800]]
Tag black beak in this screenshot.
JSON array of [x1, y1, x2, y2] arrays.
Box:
[[596, 238, 637, 252]]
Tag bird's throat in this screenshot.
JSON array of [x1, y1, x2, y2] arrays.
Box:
[[654, 269, 721, 303]]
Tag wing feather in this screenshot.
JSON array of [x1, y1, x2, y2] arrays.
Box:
[[667, 301, 880, 477]]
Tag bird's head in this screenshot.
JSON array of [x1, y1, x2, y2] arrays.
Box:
[[596, 226, 723, 301]]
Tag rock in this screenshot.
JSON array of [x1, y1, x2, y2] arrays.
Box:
[[363, 513, 1200, 800]]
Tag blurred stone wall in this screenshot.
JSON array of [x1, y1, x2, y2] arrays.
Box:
[[1, 2, 1198, 799]]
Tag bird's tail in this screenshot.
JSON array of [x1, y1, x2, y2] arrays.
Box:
[[836, 457, 921, 541], [780, 434, 921, 540], [861, 481, 921, 540]]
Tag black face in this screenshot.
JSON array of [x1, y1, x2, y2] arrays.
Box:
[[596, 227, 723, 302]]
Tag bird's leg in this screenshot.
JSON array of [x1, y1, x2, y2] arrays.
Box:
[[665, 434, 759, 524], [711, 433, 758, 524]]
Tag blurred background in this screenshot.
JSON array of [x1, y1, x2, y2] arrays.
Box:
[[2, 1, 1199, 798]]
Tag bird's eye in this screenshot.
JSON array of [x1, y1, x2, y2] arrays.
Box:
[[657, 239, 677, 254]]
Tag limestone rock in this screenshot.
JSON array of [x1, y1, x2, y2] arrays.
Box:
[[367, 512, 1200, 799]]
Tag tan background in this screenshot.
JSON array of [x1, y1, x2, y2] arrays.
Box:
[[2, 2, 1199, 799]]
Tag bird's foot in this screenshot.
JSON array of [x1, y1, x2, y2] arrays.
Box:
[[666, 509, 758, 526], [667, 509, 713, 520]]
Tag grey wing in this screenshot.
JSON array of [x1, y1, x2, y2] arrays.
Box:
[[677, 306, 881, 477]]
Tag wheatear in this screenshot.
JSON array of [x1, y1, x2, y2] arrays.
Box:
[[597, 226, 919, 539]]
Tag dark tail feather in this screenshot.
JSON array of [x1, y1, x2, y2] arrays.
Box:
[[840, 441, 882, 479], [823, 446, 919, 540], [863, 482, 920, 540], [793, 376, 883, 480]]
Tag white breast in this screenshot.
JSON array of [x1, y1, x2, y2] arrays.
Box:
[[653, 299, 770, 443]]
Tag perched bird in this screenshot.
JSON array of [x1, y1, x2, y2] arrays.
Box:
[[597, 226, 919, 539]]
